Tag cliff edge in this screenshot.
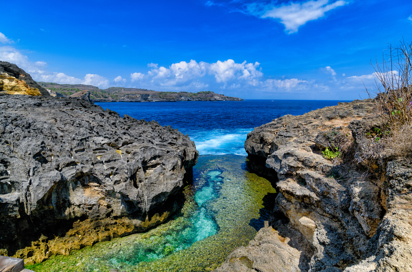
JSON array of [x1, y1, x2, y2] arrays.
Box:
[[217, 99, 412, 271], [0, 62, 199, 264], [0, 61, 50, 97]]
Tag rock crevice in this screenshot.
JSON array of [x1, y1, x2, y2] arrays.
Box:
[[218, 99, 412, 271]]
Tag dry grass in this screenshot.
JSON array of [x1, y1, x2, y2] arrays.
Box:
[[366, 41, 412, 159], [384, 124, 412, 157]]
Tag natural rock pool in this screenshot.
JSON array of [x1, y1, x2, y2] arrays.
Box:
[[27, 155, 276, 272]]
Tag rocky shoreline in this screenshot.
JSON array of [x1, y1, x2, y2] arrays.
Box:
[[0, 62, 198, 264], [3, 60, 412, 271], [39, 82, 243, 102], [217, 99, 412, 271]]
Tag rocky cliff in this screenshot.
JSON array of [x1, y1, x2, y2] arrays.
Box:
[[38, 82, 243, 102], [0, 62, 50, 97], [217, 99, 412, 271], [0, 65, 198, 264]]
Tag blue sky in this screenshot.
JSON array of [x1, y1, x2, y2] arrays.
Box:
[[1, 0, 411, 99]]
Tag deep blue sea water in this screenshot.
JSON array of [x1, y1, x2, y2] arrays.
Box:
[[96, 100, 345, 155]]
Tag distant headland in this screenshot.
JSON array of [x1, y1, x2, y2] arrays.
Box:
[[38, 82, 243, 102]]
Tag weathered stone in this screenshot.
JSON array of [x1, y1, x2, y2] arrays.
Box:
[[245, 99, 374, 161], [0, 62, 49, 97], [220, 98, 412, 271], [0, 255, 31, 272], [69, 89, 92, 103], [0, 92, 198, 263], [214, 227, 302, 272], [349, 180, 383, 238]]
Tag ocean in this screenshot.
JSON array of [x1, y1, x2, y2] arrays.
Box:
[[96, 100, 343, 155]]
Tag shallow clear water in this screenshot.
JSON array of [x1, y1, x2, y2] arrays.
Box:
[[29, 155, 276, 271], [28, 100, 346, 271]]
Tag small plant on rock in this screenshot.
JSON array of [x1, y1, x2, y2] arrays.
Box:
[[322, 147, 341, 160]]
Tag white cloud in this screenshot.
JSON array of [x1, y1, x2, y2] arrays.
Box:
[[38, 72, 110, 88], [322, 65, 337, 80], [333, 70, 401, 93], [83, 74, 109, 88], [0, 46, 30, 68], [39, 72, 83, 84], [0, 32, 12, 44], [409, 15, 412, 22], [348, 71, 398, 81], [142, 59, 263, 88], [263, 78, 308, 91], [131, 72, 144, 82], [149, 66, 171, 79], [324, 66, 336, 76], [348, 74, 375, 81], [35, 61, 47, 67], [170, 60, 208, 81], [147, 63, 158, 68], [209, 59, 262, 83], [0, 45, 109, 88], [147, 60, 209, 86], [0, 46, 48, 76], [114, 75, 126, 83], [245, 0, 348, 34]]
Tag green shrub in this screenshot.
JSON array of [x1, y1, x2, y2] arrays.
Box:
[[322, 147, 341, 160]]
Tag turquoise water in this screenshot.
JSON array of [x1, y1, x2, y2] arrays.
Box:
[[29, 155, 276, 271], [106, 170, 222, 267]]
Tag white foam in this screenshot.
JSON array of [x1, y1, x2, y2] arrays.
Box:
[[192, 129, 252, 155]]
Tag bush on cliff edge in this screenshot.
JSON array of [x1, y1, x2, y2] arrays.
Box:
[[366, 40, 412, 159]]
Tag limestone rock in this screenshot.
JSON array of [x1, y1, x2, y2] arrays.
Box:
[[245, 99, 374, 161], [0, 61, 49, 97], [231, 98, 412, 271], [214, 227, 302, 272], [349, 180, 383, 238]]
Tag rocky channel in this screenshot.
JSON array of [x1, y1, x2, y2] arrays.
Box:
[[217, 99, 412, 271], [3, 60, 412, 271], [0, 62, 198, 265]]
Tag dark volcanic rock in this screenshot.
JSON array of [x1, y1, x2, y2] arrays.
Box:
[[0, 94, 198, 262], [0, 62, 50, 97]]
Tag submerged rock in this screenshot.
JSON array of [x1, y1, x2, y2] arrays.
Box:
[[0, 92, 198, 263], [218, 99, 412, 271]]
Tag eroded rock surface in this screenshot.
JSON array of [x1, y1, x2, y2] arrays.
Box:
[[215, 227, 302, 272], [218, 99, 412, 271], [0, 62, 49, 97], [0, 94, 198, 264]]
